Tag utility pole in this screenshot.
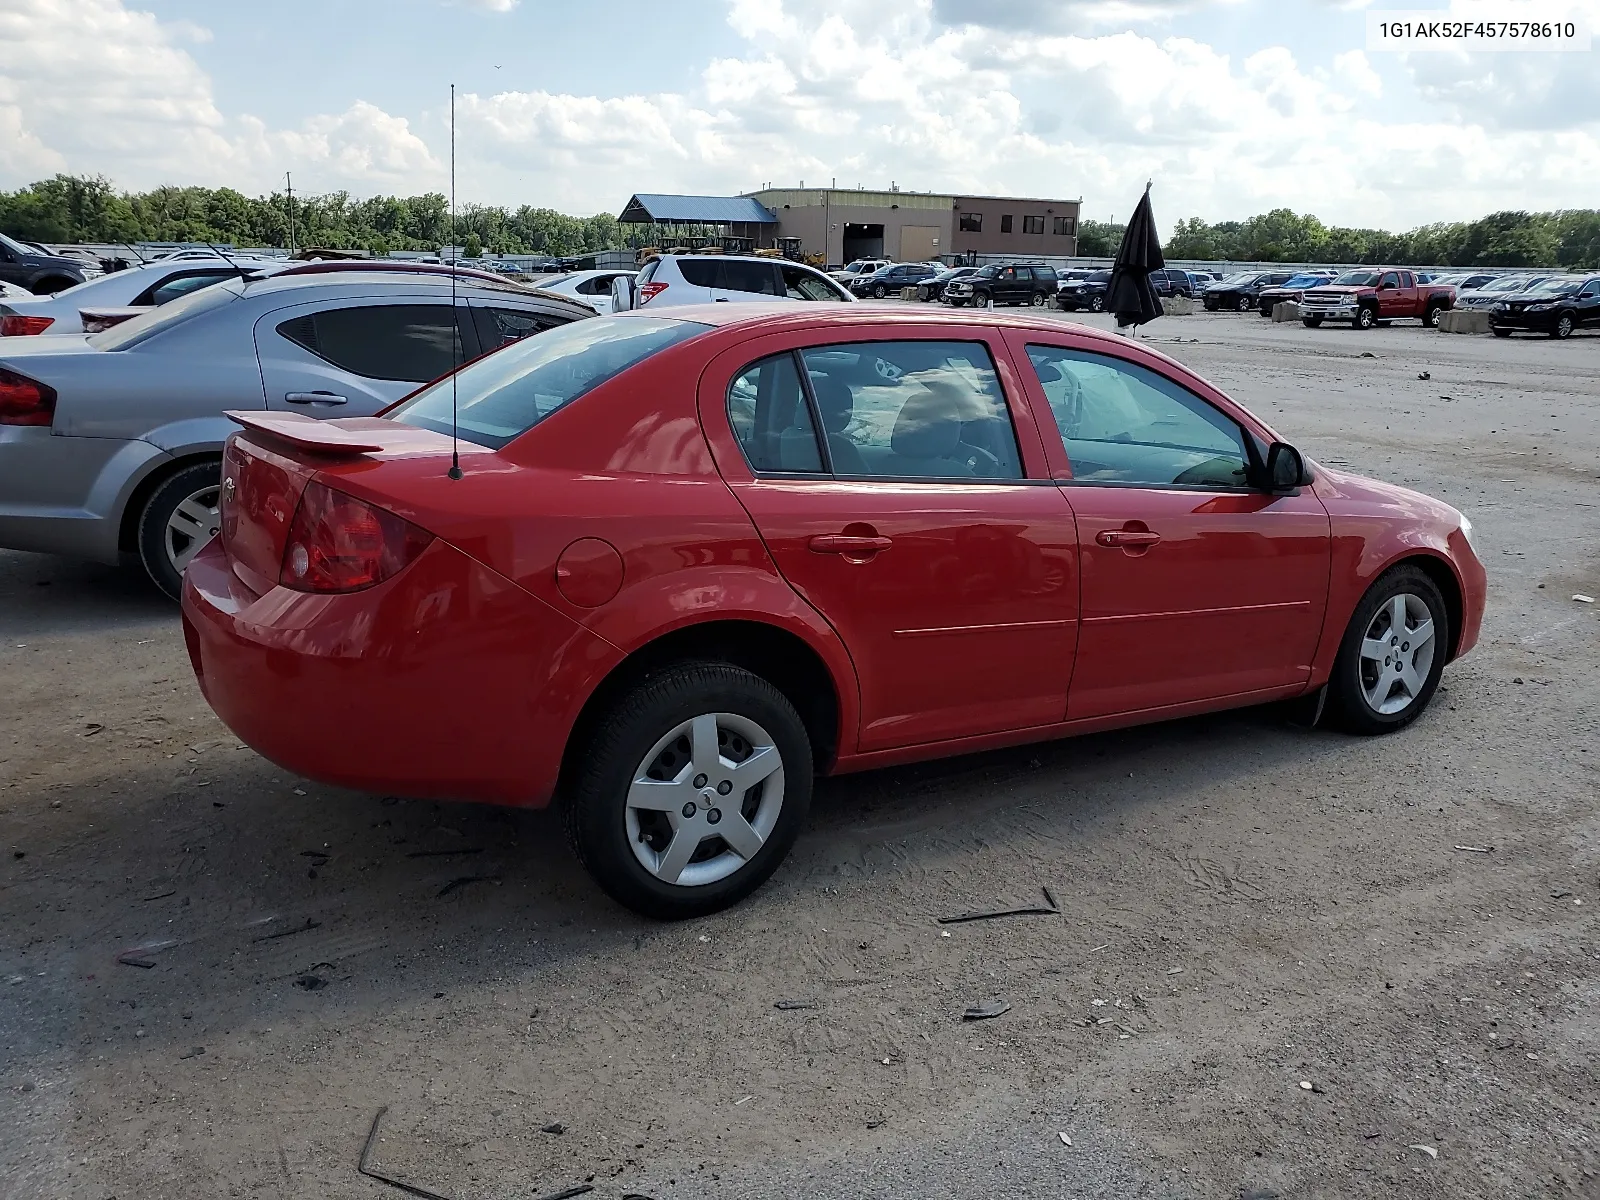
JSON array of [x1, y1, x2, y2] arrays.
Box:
[[285, 172, 297, 253]]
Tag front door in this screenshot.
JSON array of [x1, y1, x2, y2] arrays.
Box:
[[1010, 335, 1330, 719], [704, 332, 1079, 751], [1376, 271, 1408, 319]]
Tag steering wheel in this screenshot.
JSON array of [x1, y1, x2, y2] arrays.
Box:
[[960, 444, 1004, 477], [1054, 370, 1085, 437], [873, 357, 904, 381]]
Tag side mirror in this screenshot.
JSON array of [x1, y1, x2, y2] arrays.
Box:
[[610, 275, 635, 311], [1263, 441, 1312, 492]]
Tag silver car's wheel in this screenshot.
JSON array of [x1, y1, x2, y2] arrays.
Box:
[[1357, 593, 1437, 715], [624, 712, 785, 887], [165, 485, 221, 575]]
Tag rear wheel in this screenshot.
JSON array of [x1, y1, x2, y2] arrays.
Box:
[[563, 662, 812, 919], [1553, 313, 1575, 339], [1030, 291, 1048, 306], [1422, 302, 1445, 328], [137, 461, 222, 601], [1326, 566, 1448, 735]]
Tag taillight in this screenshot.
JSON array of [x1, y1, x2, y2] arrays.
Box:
[[279, 482, 433, 593], [0, 367, 57, 426], [0, 315, 55, 336], [638, 282, 668, 304]]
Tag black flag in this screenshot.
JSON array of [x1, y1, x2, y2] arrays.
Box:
[[1105, 184, 1166, 331]]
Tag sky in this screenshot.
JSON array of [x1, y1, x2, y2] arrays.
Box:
[[1, 0, 1597, 235]]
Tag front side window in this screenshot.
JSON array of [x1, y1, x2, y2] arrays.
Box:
[[475, 305, 567, 349], [144, 271, 235, 306], [1025, 345, 1249, 490], [798, 341, 1023, 480], [1379, 272, 1401, 289], [959, 212, 983, 233], [781, 265, 846, 301], [276, 305, 465, 383], [390, 315, 709, 449], [1022, 215, 1045, 235]]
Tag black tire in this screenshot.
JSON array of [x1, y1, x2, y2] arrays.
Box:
[[1302, 316, 1324, 328], [1233, 295, 1250, 312], [1031, 291, 1048, 307], [1354, 305, 1377, 330], [873, 284, 888, 299], [563, 662, 813, 919], [1422, 302, 1444, 328], [136, 460, 222, 601], [1326, 565, 1449, 736], [1089, 295, 1104, 313], [1553, 313, 1575, 339], [1492, 328, 1513, 338]]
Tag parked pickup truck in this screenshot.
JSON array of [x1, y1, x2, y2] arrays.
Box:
[[1298, 268, 1455, 330]]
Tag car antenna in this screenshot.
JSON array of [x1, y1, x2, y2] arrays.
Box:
[[447, 82, 462, 481], [201, 239, 245, 273]]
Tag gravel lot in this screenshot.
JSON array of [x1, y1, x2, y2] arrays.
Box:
[[2, 311, 1597, 1199]]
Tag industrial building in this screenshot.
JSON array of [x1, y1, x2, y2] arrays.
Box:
[[618, 186, 1081, 265]]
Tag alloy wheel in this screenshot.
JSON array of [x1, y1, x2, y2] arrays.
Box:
[[1358, 593, 1437, 715], [624, 712, 785, 888], [164, 484, 221, 575], [1555, 314, 1574, 339]]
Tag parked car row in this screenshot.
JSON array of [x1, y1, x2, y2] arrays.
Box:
[[1489, 274, 1600, 338]]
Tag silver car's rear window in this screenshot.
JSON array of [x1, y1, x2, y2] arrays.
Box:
[[389, 315, 711, 449], [89, 280, 243, 350]]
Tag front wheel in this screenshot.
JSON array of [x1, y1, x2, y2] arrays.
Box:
[[563, 662, 812, 919], [1326, 566, 1448, 735], [1553, 313, 1575, 339], [873, 284, 888, 299], [1233, 295, 1250, 312], [137, 460, 222, 601], [1354, 305, 1377, 330], [1088, 295, 1105, 313]]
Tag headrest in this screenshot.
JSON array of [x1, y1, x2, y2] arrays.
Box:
[[890, 388, 963, 459], [810, 375, 854, 433]]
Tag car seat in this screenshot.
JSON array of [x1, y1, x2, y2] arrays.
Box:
[[809, 375, 868, 474]]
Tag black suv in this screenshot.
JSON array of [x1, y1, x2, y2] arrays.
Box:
[[1201, 271, 1298, 312], [943, 263, 1057, 308], [851, 262, 940, 298], [0, 232, 89, 295], [1055, 269, 1113, 312]]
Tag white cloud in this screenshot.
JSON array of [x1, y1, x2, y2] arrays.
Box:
[[453, 0, 518, 10]]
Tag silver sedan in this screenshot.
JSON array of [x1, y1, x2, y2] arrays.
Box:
[[0, 267, 592, 597]]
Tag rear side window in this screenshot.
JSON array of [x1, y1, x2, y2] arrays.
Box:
[[474, 306, 569, 350], [133, 269, 236, 307], [389, 315, 709, 449], [679, 259, 782, 296], [727, 353, 824, 473], [88, 280, 242, 350], [277, 305, 465, 383]]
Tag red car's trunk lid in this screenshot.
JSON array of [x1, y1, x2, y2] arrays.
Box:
[[219, 412, 473, 592]]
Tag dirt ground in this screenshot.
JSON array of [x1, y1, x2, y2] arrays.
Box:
[[2, 311, 1597, 1200]]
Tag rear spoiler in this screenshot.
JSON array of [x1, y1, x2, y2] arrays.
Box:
[[225, 410, 386, 456]]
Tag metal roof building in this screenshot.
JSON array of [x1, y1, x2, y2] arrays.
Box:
[[618, 194, 778, 226]]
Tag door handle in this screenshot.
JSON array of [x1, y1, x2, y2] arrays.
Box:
[[1096, 529, 1162, 548], [284, 391, 348, 406], [809, 534, 893, 555]]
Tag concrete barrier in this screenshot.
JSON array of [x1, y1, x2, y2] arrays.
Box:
[[1272, 301, 1301, 322], [1165, 295, 1194, 315], [900, 287, 920, 301], [1439, 309, 1491, 334]]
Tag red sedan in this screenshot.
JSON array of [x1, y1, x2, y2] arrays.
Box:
[[182, 305, 1486, 918]]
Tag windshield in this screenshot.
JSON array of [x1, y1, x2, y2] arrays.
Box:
[[1332, 271, 1380, 286], [1215, 272, 1254, 284], [0, 231, 43, 258], [536, 272, 576, 288], [390, 315, 711, 449], [1524, 278, 1582, 296], [1481, 276, 1532, 292], [88, 279, 244, 349], [975, 265, 1000, 278]]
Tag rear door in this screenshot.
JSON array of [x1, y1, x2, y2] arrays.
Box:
[[255, 298, 479, 415], [1006, 329, 1330, 719], [702, 329, 1080, 751], [681, 259, 785, 305]]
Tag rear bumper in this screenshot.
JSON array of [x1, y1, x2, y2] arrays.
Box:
[[181, 536, 623, 807]]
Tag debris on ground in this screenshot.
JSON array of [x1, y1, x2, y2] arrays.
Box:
[[1453, 845, 1494, 854], [1417, 371, 1430, 380], [294, 968, 331, 991], [115, 950, 157, 969], [1058, 1132, 1072, 1146], [962, 1001, 1011, 1021], [1408, 1143, 1439, 1159], [1574, 594, 1595, 604], [358, 1107, 456, 1200], [541, 1123, 565, 1135], [81, 723, 104, 737], [179, 1047, 205, 1060], [435, 875, 499, 898], [1166, 967, 1184, 975], [1240, 1190, 1281, 1200], [252, 917, 321, 942], [937, 887, 1058, 924], [773, 1000, 814, 1011]]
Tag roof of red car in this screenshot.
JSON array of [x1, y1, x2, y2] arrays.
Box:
[[633, 301, 1134, 348]]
